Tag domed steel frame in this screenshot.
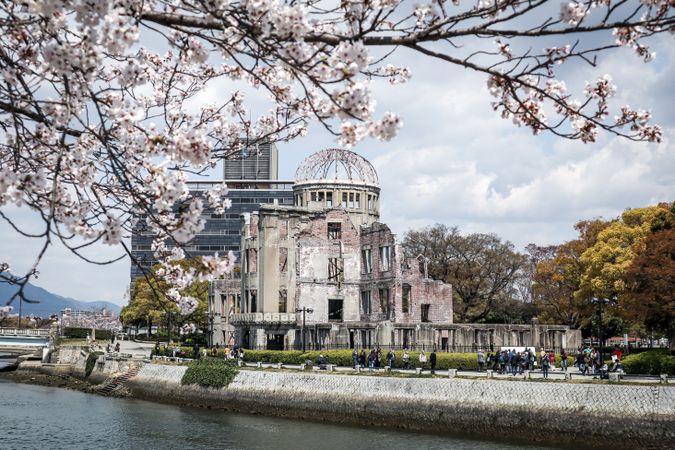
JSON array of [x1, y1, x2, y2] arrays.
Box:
[[294, 148, 379, 186]]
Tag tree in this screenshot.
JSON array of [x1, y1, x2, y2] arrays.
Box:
[[530, 219, 609, 328], [402, 224, 526, 322], [120, 258, 209, 338], [623, 228, 675, 348], [576, 203, 675, 300], [0, 1, 671, 313]]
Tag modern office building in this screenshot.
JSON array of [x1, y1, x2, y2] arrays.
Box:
[[129, 142, 293, 283]]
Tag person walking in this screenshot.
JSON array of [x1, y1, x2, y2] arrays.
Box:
[[430, 350, 437, 375], [561, 349, 569, 371], [387, 349, 395, 369], [352, 348, 359, 369], [541, 352, 550, 379], [477, 349, 485, 372], [419, 350, 427, 372], [402, 349, 410, 370], [359, 349, 366, 369]]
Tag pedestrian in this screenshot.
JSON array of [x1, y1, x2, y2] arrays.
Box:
[[359, 349, 366, 368], [548, 350, 555, 369], [430, 350, 437, 375], [368, 349, 376, 371], [352, 348, 359, 369], [114, 342, 120, 353], [561, 350, 568, 371], [387, 349, 395, 369], [541, 352, 550, 379], [375, 346, 382, 368], [477, 349, 485, 372], [402, 349, 410, 370], [419, 350, 427, 372]]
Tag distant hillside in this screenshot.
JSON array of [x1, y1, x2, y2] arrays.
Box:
[[0, 279, 121, 317]]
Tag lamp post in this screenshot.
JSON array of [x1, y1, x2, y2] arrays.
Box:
[[591, 296, 617, 364], [295, 307, 314, 352]]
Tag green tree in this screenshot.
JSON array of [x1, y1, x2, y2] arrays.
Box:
[[120, 258, 209, 339]]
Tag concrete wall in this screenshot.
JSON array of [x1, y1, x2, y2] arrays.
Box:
[[127, 367, 675, 449]]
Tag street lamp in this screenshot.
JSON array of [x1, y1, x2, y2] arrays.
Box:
[[590, 296, 617, 364], [295, 307, 314, 352]]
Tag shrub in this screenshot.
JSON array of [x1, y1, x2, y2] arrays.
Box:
[[181, 358, 239, 388], [621, 349, 675, 375], [85, 351, 104, 377], [240, 349, 482, 370], [63, 327, 112, 341]]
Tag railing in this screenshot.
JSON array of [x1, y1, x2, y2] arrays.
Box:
[[229, 313, 297, 325], [0, 328, 51, 337], [242, 343, 579, 353]]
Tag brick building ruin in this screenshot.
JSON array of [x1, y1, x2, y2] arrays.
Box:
[[208, 149, 581, 351]]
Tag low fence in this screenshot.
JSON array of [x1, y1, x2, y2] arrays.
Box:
[[0, 328, 50, 337], [243, 343, 578, 354]]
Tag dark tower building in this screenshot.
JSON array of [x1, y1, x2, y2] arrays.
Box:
[[130, 142, 292, 283]]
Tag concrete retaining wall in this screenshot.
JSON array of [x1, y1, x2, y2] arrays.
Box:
[[126, 367, 675, 448]]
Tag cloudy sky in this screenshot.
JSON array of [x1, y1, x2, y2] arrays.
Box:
[[1, 9, 673, 306]]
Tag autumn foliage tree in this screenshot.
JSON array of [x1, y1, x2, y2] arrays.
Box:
[[531, 202, 675, 345]]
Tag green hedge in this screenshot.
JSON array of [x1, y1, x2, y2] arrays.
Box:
[[241, 350, 481, 370], [181, 358, 239, 388], [85, 351, 103, 377], [621, 349, 675, 375], [63, 327, 113, 341]]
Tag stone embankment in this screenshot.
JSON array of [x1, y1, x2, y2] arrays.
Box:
[[9, 351, 675, 449]]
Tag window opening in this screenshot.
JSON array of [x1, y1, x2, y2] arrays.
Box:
[[328, 222, 342, 239], [362, 249, 372, 274], [421, 304, 430, 322], [328, 299, 343, 322], [402, 284, 411, 313]]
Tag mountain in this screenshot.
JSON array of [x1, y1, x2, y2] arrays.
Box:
[[0, 279, 121, 317]]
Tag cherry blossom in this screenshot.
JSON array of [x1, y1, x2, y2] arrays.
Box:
[[0, 0, 670, 316]]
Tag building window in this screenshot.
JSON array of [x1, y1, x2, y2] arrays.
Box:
[[379, 288, 390, 317], [355, 193, 360, 209], [328, 299, 343, 322], [318, 191, 325, 203], [349, 192, 354, 208], [311, 192, 317, 202], [402, 284, 411, 313], [328, 257, 344, 282], [361, 248, 372, 274], [249, 290, 257, 313], [279, 247, 288, 273], [326, 192, 333, 207], [367, 195, 373, 210], [328, 222, 341, 239], [341, 192, 348, 208], [361, 291, 371, 315], [380, 246, 391, 272], [421, 304, 430, 322], [278, 290, 287, 313]]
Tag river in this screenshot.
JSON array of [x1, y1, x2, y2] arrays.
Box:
[[0, 380, 562, 450]]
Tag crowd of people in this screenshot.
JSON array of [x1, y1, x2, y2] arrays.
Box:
[[476, 346, 624, 379], [347, 347, 440, 374]]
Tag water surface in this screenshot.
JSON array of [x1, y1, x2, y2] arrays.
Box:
[[0, 380, 559, 449]]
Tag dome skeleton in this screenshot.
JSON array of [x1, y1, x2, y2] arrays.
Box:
[[294, 148, 379, 186]]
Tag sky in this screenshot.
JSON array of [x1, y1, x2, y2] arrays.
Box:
[[1, 7, 673, 306]]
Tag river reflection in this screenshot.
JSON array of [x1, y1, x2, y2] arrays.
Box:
[[1, 380, 559, 450]]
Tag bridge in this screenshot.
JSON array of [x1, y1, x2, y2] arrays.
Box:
[[0, 328, 50, 349]]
